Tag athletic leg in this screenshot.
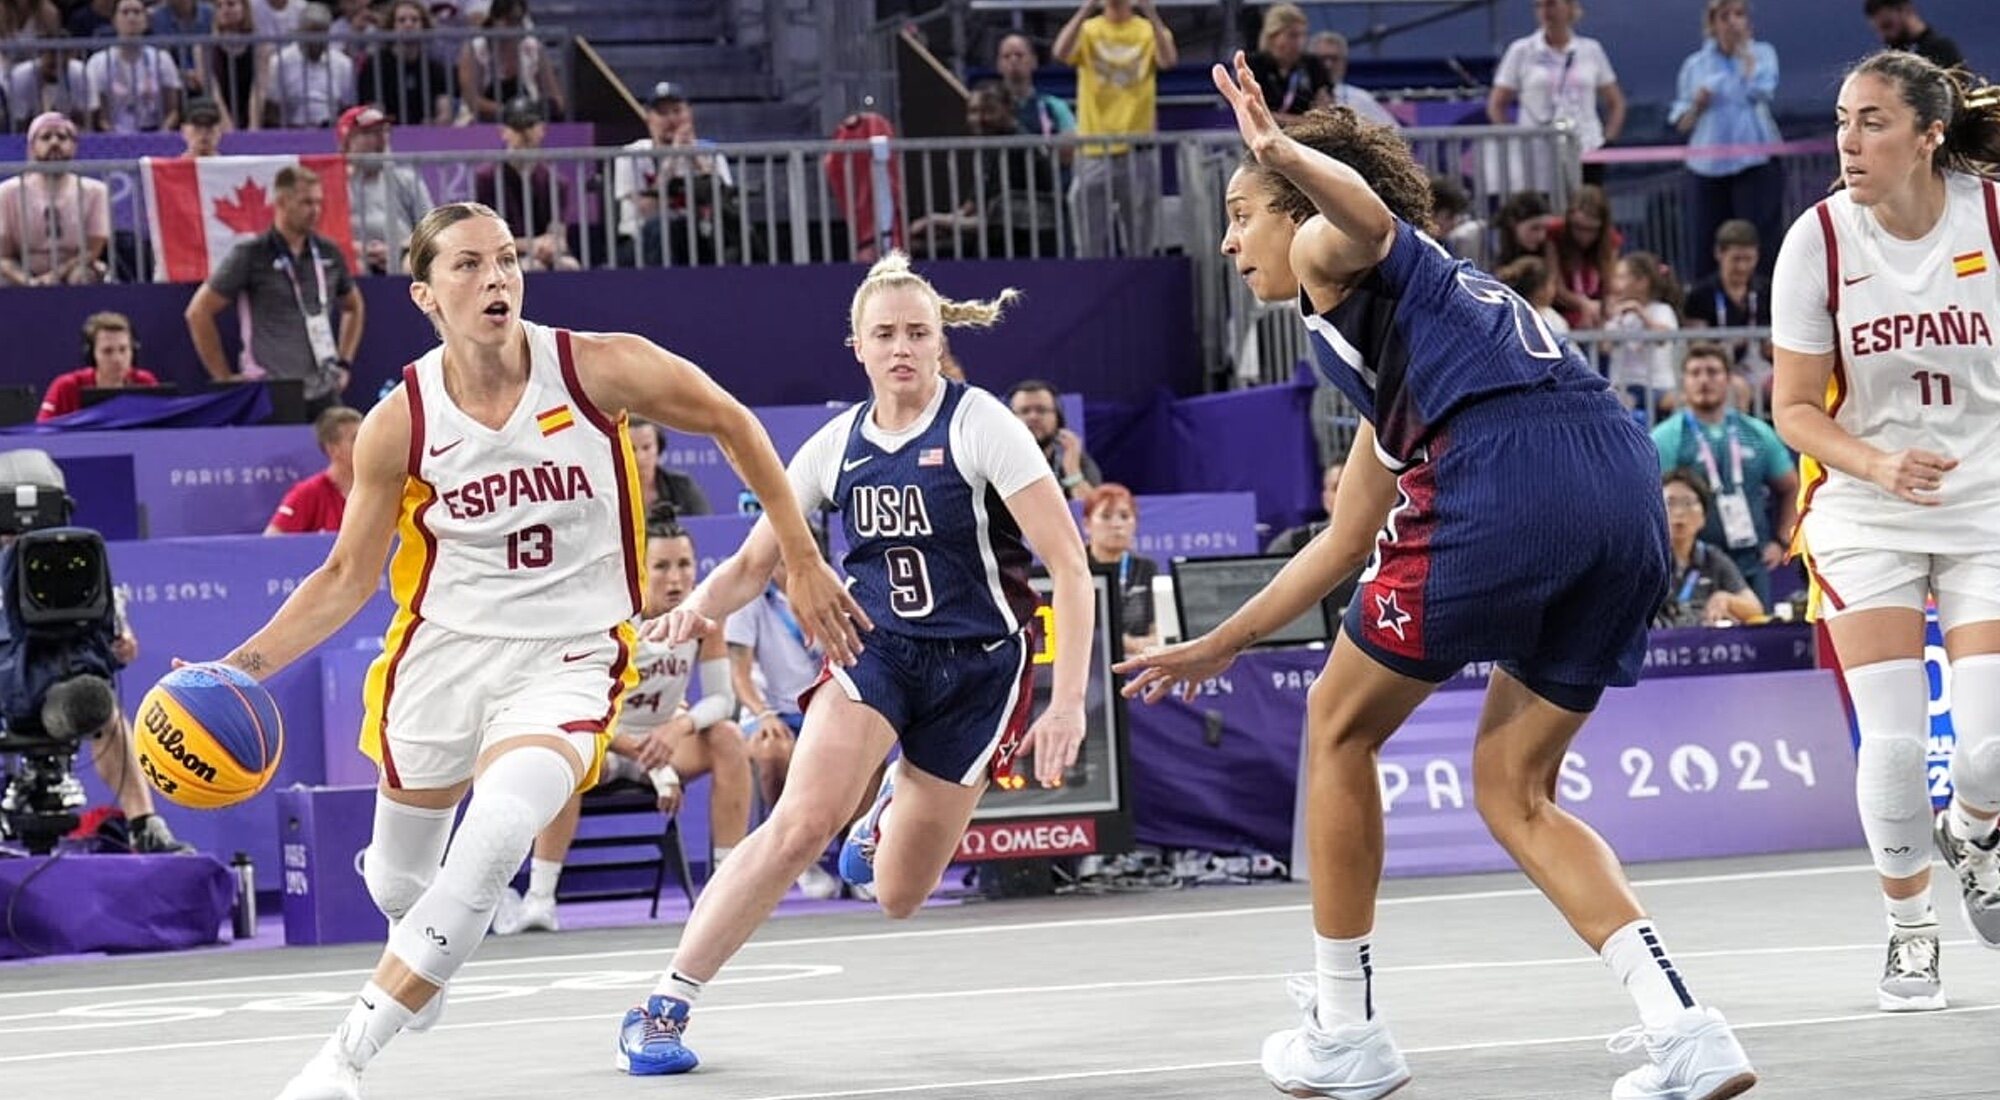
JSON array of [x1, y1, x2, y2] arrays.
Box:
[[1932, 578, 2000, 948], [1260, 633, 1435, 1100]]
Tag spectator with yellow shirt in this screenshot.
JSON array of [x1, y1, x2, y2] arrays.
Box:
[[1054, 0, 1175, 258]]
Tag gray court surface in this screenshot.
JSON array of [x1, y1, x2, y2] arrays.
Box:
[[4, 850, 1998, 1099]]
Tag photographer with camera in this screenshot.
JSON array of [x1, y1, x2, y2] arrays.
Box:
[[0, 449, 190, 855]]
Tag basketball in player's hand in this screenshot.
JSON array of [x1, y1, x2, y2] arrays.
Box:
[[135, 662, 285, 810]]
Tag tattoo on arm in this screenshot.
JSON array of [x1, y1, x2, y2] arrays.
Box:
[[228, 649, 268, 675]]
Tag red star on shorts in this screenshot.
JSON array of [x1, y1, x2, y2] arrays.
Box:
[[1374, 591, 1412, 641]]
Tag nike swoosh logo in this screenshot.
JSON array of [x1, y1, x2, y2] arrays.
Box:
[[1842, 272, 1874, 286], [561, 651, 591, 663], [428, 439, 464, 457], [842, 456, 874, 472]]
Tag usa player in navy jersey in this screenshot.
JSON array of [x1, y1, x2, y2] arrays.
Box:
[[614, 253, 1094, 1075], [1117, 55, 1756, 1100]]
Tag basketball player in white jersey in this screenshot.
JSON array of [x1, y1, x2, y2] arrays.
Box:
[[1772, 51, 2000, 1011], [615, 254, 1095, 1075], [202, 201, 865, 1100], [494, 515, 753, 935]]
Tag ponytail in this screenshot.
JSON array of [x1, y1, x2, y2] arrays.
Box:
[[848, 251, 1021, 337], [1941, 70, 2000, 178]]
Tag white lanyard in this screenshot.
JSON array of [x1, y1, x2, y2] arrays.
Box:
[[1687, 411, 1744, 491], [274, 234, 329, 319]]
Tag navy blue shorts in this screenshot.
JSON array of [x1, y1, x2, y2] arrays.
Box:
[[802, 628, 1037, 786], [1344, 388, 1670, 710]]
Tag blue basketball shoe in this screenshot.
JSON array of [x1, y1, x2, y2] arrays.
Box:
[[838, 767, 896, 887], [616, 995, 699, 1076]]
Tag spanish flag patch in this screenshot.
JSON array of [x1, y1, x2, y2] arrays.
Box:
[[536, 405, 575, 436], [1954, 250, 1988, 278]]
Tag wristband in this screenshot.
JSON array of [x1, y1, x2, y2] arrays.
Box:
[[648, 764, 682, 795], [1060, 472, 1084, 489]]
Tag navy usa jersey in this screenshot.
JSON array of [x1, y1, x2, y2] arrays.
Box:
[[1302, 219, 1607, 468], [828, 381, 1042, 641]]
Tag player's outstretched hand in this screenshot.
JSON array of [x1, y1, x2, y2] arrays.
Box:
[[1022, 706, 1085, 788], [1868, 447, 1958, 505], [645, 599, 717, 646], [786, 558, 873, 666], [1213, 49, 1283, 159], [1115, 633, 1240, 704]]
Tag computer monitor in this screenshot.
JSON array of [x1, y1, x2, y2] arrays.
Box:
[[1170, 554, 1342, 648], [0, 385, 38, 426], [80, 383, 182, 407]]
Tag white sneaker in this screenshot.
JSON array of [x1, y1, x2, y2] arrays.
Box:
[[1259, 977, 1410, 1099], [1607, 1006, 1757, 1100], [796, 863, 841, 900], [274, 1046, 362, 1100], [493, 888, 559, 935], [1933, 813, 2000, 949], [1878, 925, 1946, 1012]]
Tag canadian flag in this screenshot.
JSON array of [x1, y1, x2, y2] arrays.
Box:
[[141, 155, 357, 283]]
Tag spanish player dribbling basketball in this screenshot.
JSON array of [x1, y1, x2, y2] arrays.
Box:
[[197, 202, 869, 1100], [1772, 51, 2000, 1013]]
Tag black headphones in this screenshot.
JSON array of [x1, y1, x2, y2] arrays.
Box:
[[80, 320, 139, 369]]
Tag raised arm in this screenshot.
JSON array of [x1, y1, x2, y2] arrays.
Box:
[[1052, 0, 1093, 67], [1139, 0, 1177, 71], [575, 332, 872, 660], [1214, 49, 1392, 283], [221, 393, 411, 677]]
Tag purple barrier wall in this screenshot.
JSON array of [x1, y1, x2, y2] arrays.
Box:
[[27, 424, 321, 537], [0, 259, 1199, 409], [1125, 630, 1862, 874]]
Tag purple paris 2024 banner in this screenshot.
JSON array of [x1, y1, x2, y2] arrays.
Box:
[[1124, 627, 1862, 874]]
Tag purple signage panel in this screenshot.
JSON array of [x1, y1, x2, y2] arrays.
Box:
[[24, 424, 322, 537], [277, 784, 385, 947], [1290, 668, 1861, 879]]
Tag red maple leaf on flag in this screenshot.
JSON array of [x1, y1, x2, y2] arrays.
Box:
[[213, 177, 274, 234]]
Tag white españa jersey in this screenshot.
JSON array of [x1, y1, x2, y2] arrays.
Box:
[[615, 634, 697, 735], [1773, 171, 2000, 554], [384, 321, 646, 639]]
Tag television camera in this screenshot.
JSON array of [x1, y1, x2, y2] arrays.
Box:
[[0, 449, 119, 854]]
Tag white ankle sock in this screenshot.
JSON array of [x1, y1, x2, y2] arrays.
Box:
[[332, 981, 416, 1070], [1312, 933, 1373, 1029], [653, 969, 705, 1005], [1885, 889, 1937, 930], [1949, 801, 1997, 845], [527, 858, 562, 901], [1601, 920, 1697, 1030]]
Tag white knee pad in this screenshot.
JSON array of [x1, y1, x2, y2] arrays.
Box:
[[1847, 659, 1935, 879], [1947, 654, 2000, 812], [387, 746, 578, 985], [361, 798, 455, 922]]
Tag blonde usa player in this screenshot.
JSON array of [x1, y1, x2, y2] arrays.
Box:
[[208, 201, 866, 1100], [495, 515, 756, 935], [1773, 51, 2000, 1012]]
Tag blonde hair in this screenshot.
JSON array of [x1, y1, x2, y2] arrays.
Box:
[[1258, 3, 1307, 53], [847, 252, 1021, 339]]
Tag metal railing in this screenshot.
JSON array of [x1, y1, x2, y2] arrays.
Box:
[[0, 27, 571, 133], [1605, 146, 1838, 282]]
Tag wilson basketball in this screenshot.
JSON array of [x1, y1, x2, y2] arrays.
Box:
[[135, 663, 285, 810]]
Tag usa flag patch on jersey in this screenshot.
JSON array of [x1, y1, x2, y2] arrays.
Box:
[[918, 447, 945, 467]]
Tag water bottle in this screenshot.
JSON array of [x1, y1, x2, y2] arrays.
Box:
[[231, 851, 257, 940]]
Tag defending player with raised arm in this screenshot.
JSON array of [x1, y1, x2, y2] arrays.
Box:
[[1116, 55, 1755, 1100], [1770, 51, 2000, 1011], [233, 201, 863, 1100], [614, 254, 1094, 1077]]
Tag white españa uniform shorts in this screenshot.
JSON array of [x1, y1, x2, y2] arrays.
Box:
[[1807, 546, 2000, 633], [359, 621, 639, 790]]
